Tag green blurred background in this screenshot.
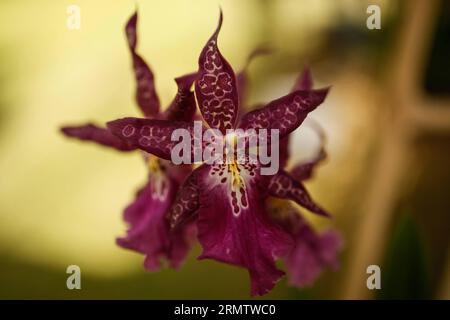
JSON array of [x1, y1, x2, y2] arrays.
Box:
[[0, 0, 449, 299]]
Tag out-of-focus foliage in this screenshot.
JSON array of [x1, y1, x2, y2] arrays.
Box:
[[378, 214, 430, 300]]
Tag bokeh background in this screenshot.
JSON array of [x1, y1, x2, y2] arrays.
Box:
[[0, 0, 449, 299]]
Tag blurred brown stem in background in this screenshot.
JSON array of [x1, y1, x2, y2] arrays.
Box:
[[341, 0, 450, 299]]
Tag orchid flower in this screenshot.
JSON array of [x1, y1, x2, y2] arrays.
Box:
[[61, 12, 198, 270], [268, 68, 343, 288], [107, 11, 333, 296]]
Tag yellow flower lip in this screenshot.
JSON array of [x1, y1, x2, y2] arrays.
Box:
[[146, 154, 169, 200], [147, 155, 161, 174]]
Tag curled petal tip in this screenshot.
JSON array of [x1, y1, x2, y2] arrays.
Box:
[[321, 86, 332, 95], [216, 9, 223, 35], [309, 202, 332, 219], [318, 209, 332, 218], [218, 6, 223, 21], [125, 10, 138, 49], [125, 10, 160, 117], [317, 87, 331, 103], [210, 7, 223, 40], [60, 126, 70, 135], [311, 87, 331, 104]]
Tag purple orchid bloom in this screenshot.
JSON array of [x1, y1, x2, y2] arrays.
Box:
[[61, 11, 198, 270], [107, 11, 333, 296], [267, 68, 343, 288], [61, 11, 259, 271]]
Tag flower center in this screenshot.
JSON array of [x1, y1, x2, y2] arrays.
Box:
[[211, 159, 254, 216], [146, 155, 169, 201], [228, 161, 249, 216]]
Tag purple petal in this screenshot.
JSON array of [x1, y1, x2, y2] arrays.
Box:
[[125, 12, 160, 117], [286, 224, 342, 287], [280, 68, 324, 170], [163, 72, 197, 122], [267, 201, 342, 287], [238, 87, 329, 139], [195, 10, 239, 133], [117, 170, 194, 270], [268, 170, 330, 217], [107, 117, 199, 160], [61, 123, 135, 151], [169, 171, 200, 230], [194, 164, 293, 296], [292, 66, 313, 92]]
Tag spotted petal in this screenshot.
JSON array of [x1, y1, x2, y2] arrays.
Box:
[[107, 117, 202, 160], [61, 123, 135, 151], [117, 172, 194, 270], [169, 171, 200, 230], [194, 164, 293, 296], [126, 12, 160, 117], [195, 11, 238, 133], [268, 170, 330, 217], [239, 88, 329, 139], [280, 68, 325, 170], [163, 72, 197, 122]]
